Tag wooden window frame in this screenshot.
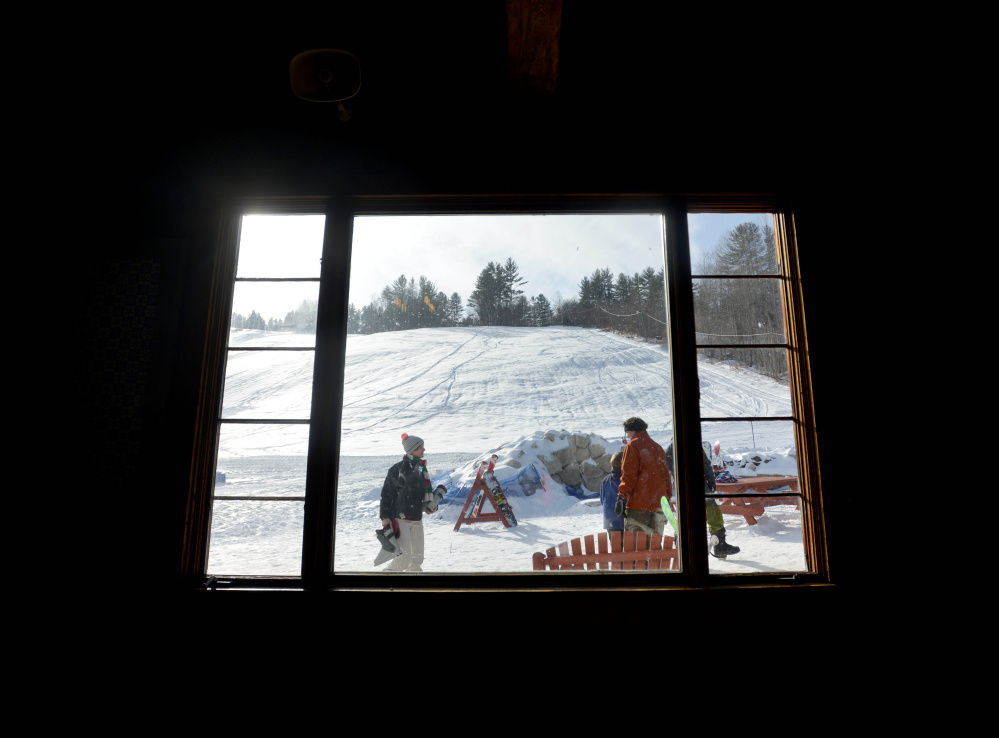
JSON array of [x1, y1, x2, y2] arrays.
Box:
[[181, 194, 827, 591]]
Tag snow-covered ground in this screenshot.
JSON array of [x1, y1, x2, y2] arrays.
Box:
[[210, 326, 805, 576]]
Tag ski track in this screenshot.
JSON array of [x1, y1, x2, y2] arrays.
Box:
[[340, 326, 685, 453], [217, 327, 793, 454], [341, 328, 486, 411]]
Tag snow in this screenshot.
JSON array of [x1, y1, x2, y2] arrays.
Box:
[[210, 326, 806, 577]]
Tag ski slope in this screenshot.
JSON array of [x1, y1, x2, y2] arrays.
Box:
[[210, 326, 804, 576], [336, 325, 792, 455]]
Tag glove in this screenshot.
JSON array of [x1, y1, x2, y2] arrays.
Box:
[[424, 484, 447, 513], [615, 496, 627, 517]]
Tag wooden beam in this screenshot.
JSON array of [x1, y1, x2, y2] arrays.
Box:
[[506, 0, 562, 96]]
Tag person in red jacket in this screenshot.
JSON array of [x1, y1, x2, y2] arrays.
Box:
[[616, 417, 671, 536]]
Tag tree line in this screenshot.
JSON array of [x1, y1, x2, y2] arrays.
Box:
[[692, 221, 787, 381], [555, 265, 667, 340], [231, 221, 788, 381], [348, 274, 465, 334], [231, 299, 318, 332]]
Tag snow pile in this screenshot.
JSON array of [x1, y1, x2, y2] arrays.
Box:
[[431, 430, 626, 523], [718, 446, 798, 477], [430, 429, 799, 523], [437, 429, 625, 493]]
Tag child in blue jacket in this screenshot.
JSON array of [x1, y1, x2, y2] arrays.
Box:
[[600, 452, 625, 536]]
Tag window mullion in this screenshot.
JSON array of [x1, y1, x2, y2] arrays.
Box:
[[663, 199, 709, 583], [301, 199, 351, 585]]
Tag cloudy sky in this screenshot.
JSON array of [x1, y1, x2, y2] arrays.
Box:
[[231, 211, 772, 322]]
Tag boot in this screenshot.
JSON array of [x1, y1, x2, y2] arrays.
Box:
[[710, 528, 740, 559]]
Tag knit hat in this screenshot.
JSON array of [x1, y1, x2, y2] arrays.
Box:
[[401, 433, 424, 454], [623, 417, 648, 432]]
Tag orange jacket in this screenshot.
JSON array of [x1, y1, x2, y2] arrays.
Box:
[[618, 430, 672, 512]]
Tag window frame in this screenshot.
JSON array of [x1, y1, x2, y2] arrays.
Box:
[[181, 194, 828, 591]]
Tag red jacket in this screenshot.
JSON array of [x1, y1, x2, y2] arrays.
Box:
[[618, 430, 672, 512]]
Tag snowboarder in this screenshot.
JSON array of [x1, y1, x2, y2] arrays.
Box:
[[664, 439, 740, 559], [378, 432, 444, 571]]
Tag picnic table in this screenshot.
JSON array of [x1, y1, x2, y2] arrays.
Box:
[[713, 474, 799, 525]]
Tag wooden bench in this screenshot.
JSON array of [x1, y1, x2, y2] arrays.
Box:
[[714, 475, 799, 525], [532, 530, 678, 571]]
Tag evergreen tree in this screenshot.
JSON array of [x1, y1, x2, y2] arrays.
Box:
[[614, 272, 632, 304], [448, 292, 464, 325], [415, 275, 440, 328], [382, 275, 416, 330], [246, 310, 265, 330], [290, 298, 318, 333], [501, 258, 528, 323], [347, 303, 360, 333], [469, 261, 503, 325], [534, 293, 553, 326]]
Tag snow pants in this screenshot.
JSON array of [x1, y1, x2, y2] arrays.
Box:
[[624, 509, 666, 536], [386, 518, 424, 572], [626, 503, 725, 537], [706, 500, 725, 533]]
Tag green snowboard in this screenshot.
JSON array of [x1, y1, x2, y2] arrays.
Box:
[[660, 496, 679, 535]]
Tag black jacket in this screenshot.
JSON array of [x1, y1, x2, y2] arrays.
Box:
[[380, 455, 428, 521], [664, 442, 715, 494]]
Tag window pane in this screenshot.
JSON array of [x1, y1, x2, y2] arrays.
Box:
[[689, 212, 807, 574], [209, 424, 309, 575], [230, 281, 320, 343], [688, 213, 778, 276], [693, 278, 785, 346], [698, 348, 791, 416], [701, 421, 805, 574], [221, 351, 315, 419], [207, 500, 305, 576], [335, 213, 678, 574], [236, 214, 324, 278], [215, 423, 310, 497], [207, 211, 322, 578]]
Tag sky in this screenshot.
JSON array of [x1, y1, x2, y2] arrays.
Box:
[[231, 212, 773, 322]]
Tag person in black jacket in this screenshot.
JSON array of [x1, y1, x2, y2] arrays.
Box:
[[379, 432, 440, 571], [664, 439, 740, 559]]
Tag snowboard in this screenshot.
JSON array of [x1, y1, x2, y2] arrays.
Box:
[[373, 521, 402, 566], [477, 455, 518, 526], [660, 495, 679, 535]]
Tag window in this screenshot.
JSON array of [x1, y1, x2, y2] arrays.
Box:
[[183, 196, 826, 588], [689, 212, 807, 574], [208, 213, 324, 576]]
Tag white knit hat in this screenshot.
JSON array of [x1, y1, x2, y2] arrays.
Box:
[[401, 433, 424, 454]]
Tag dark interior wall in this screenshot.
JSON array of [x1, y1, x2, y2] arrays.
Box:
[[84, 10, 870, 614]]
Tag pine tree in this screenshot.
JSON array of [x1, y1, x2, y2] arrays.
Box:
[[448, 292, 464, 326], [246, 310, 265, 330], [469, 261, 502, 325], [500, 258, 528, 324], [534, 293, 553, 326]]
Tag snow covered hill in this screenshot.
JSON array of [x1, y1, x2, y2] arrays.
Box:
[[210, 325, 804, 576]]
